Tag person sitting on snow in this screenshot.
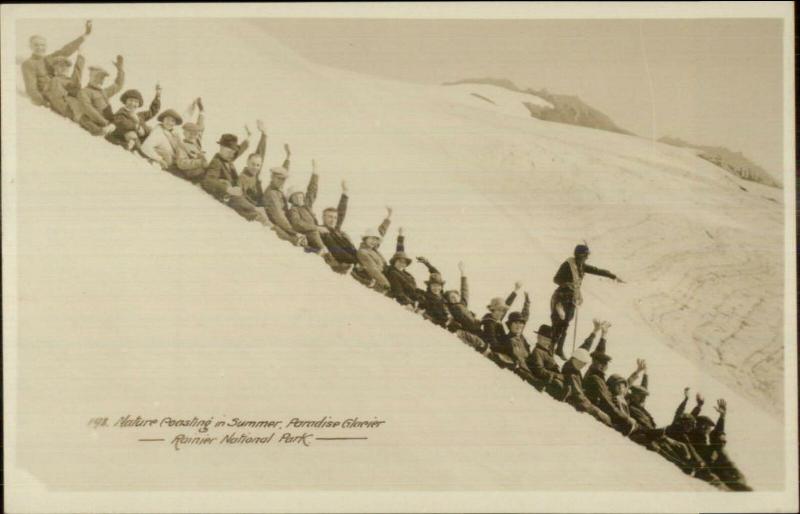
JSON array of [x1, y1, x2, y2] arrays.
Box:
[[560, 320, 613, 426], [386, 228, 423, 308], [550, 243, 624, 359], [688, 398, 751, 491], [480, 282, 522, 367], [417, 262, 451, 328], [501, 293, 532, 368], [262, 144, 306, 246], [286, 160, 332, 257], [75, 55, 125, 136], [352, 207, 393, 292], [523, 323, 570, 401], [606, 359, 646, 422], [663, 388, 725, 487], [582, 331, 638, 436], [201, 131, 272, 227], [174, 98, 207, 183], [106, 85, 161, 150], [445, 262, 483, 338], [238, 119, 266, 207], [140, 108, 184, 168], [22, 19, 90, 107], [319, 181, 358, 274], [43, 53, 84, 119]]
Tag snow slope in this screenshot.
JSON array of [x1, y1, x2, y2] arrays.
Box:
[[8, 18, 790, 496], [439, 82, 553, 120]]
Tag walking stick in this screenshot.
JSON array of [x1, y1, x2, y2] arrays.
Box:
[[571, 303, 580, 355]]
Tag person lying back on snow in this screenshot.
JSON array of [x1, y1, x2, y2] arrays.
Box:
[[22, 19, 90, 107], [581, 330, 638, 436], [523, 323, 570, 401], [319, 180, 358, 274], [43, 54, 84, 119], [174, 98, 207, 183], [286, 160, 331, 258], [688, 398, 751, 491], [262, 144, 306, 246], [106, 85, 161, 150], [551, 244, 624, 359], [75, 56, 125, 136], [501, 293, 531, 367], [560, 320, 613, 426], [385, 228, 424, 308], [351, 208, 393, 292], [140, 107, 183, 168], [480, 282, 522, 367], [417, 265, 451, 328], [663, 389, 726, 487], [445, 262, 481, 335], [200, 130, 272, 228]]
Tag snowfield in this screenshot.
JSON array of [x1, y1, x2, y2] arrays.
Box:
[[8, 18, 790, 497], [437, 82, 554, 120]]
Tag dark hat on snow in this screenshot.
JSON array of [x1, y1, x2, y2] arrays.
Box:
[[591, 351, 612, 364], [390, 251, 412, 266], [534, 324, 552, 338], [120, 89, 144, 106], [506, 311, 528, 325], [425, 272, 445, 286], [696, 415, 715, 428], [216, 133, 239, 149], [157, 109, 183, 125], [606, 374, 627, 388], [574, 244, 591, 256]]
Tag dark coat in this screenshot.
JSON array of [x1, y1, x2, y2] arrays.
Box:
[[320, 193, 358, 264], [107, 94, 161, 145], [386, 236, 423, 305], [479, 291, 518, 355], [527, 345, 562, 384], [287, 173, 320, 235], [583, 367, 634, 433], [202, 139, 250, 201], [420, 290, 450, 327], [447, 276, 481, 334]]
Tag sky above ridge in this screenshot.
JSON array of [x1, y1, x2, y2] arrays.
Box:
[[255, 18, 785, 176]]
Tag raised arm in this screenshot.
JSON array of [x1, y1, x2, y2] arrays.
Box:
[[142, 84, 161, 121], [336, 182, 348, 230], [305, 164, 319, 208], [521, 292, 531, 321], [673, 388, 690, 424], [416, 256, 439, 275], [691, 393, 705, 418], [68, 54, 85, 92], [103, 55, 125, 99], [376, 207, 392, 240], [396, 229, 405, 253], [459, 262, 469, 306], [627, 359, 646, 386], [505, 281, 522, 308], [49, 33, 86, 59]]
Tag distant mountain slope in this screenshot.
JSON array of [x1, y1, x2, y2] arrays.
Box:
[[443, 77, 633, 135], [659, 136, 781, 188]]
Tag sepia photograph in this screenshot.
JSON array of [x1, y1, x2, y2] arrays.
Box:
[[1, 2, 796, 513]]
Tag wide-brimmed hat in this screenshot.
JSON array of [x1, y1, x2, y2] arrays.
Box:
[[390, 251, 412, 266], [88, 66, 109, 77], [629, 384, 649, 396], [506, 311, 528, 326], [696, 415, 715, 428], [571, 348, 591, 365], [51, 56, 72, 67], [362, 227, 382, 240], [534, 324, 552, 337], [215, 133, 240, 149], [606, 374, 626, 388], [120, 89, 143, 106], [270, 166, 289, 177], [425, 272, 445, 286], [486, 297, 509, 312], [591, 352, 612, 364], [158, 109, 183, 125]]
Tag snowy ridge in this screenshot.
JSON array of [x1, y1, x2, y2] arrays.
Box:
[[10, 18, 787, 492]]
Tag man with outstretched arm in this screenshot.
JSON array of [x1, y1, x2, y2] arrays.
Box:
[[551, 243, 624, 359]]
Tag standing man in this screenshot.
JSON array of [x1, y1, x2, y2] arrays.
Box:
[[551, 243, 623, 359], [22, 20, 91, 107]]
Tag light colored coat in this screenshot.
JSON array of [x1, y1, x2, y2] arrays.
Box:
[[141, 124, 183, 167]]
